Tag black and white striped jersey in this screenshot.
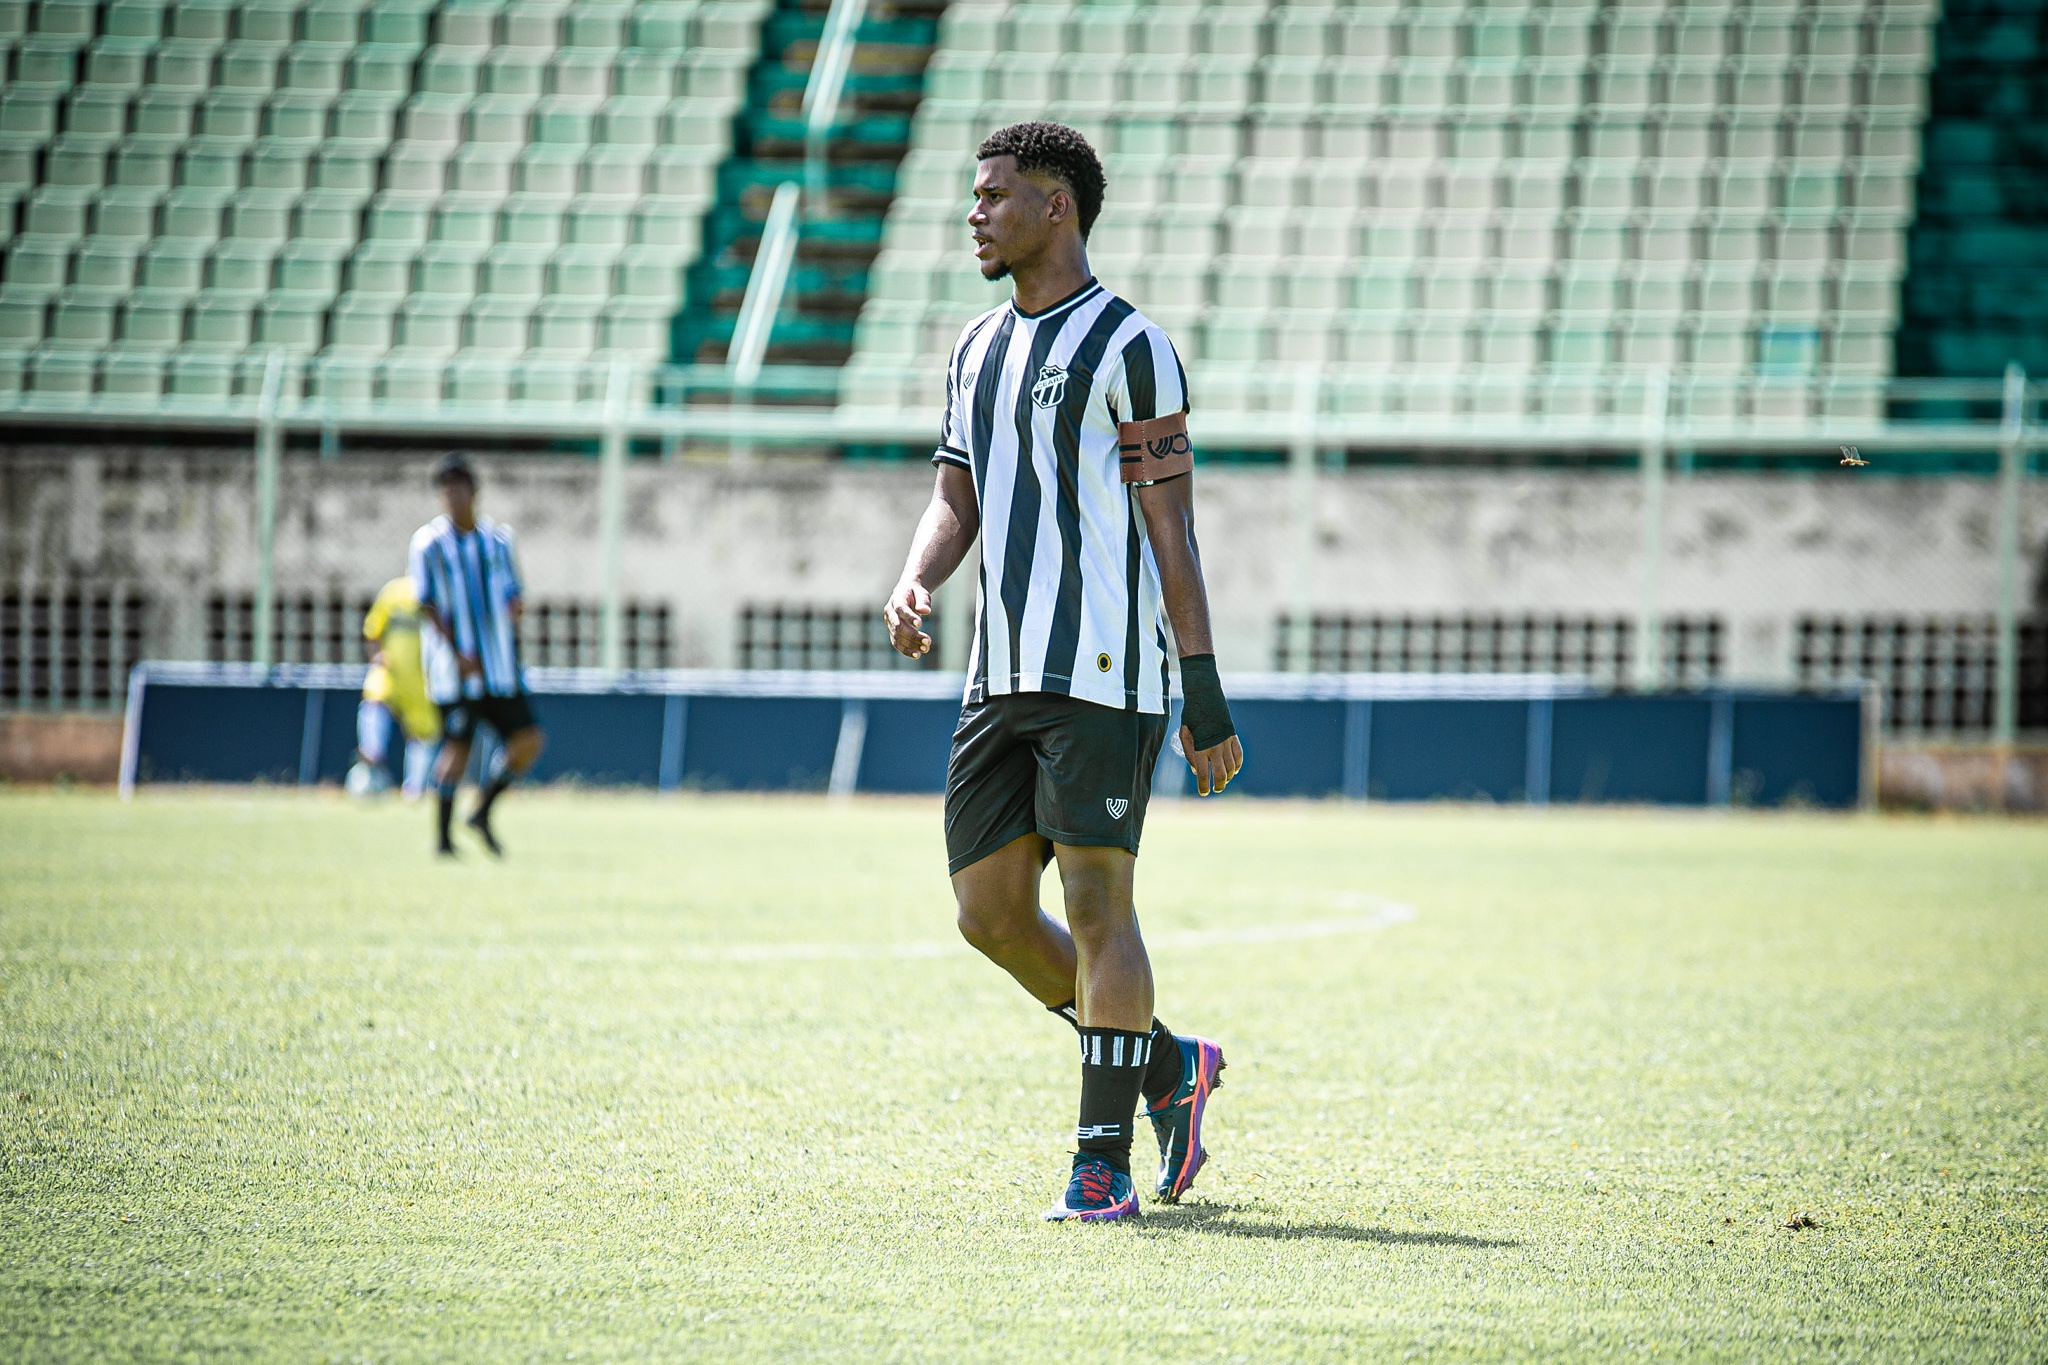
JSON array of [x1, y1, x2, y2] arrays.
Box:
[[933, 278, 1190, 715], [408, 514, 525, 703]]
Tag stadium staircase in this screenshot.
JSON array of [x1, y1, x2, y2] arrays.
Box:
[[1894, 0, 2048, 379], [669, 0, 945, 374], [0, 0, 772, 405]]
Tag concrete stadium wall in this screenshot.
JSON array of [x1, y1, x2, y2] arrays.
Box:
[[3, 441, 2043, 681]]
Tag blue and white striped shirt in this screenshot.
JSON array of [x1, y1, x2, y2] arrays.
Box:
[[408, 513, 525, 702]]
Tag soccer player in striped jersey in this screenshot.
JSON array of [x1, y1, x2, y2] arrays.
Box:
[[884, 123, 1246, 1223], [408, 454, 545, 858]]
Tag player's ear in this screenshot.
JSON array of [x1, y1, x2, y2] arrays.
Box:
[[1045, 186, 1072, 226]]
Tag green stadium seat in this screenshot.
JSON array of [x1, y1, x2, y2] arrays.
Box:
[[27, 346, 100, 397], [326, 92, 397, 142], [516, 356, 583, 405], [599, 298, 667, 353], [530, 297, 599, 352], [446, 353, 513, 403], [414, 242, 480, 296], [73, 238, 140, 292], [0, 287, 48, 344], [117, 289, 188, 347], [342, 239, 413, 297], [611, 243, 681, 301], [207, 239, 276, 295], [224, 188, 295, 241], [395, 293, 463, 350], [185, 291, 252, 348], [43, 135, 109, 190], [479, 241, 547, 296], [286, 188, 358, 243], [255, 294, 325, 351], [547, 244, 614, 298], [274, 241, 344, 294], [326, 291, 395, 349], [166, 349, 234, 397], [464, 297, 534, 352], [49, 288, 117, 345], [307, 351, 376, 401], [64, 89, 137, 140], [245, 141, 311, 192], [299, 0, 367, 46], [99, 347, 165, 397], [138, 238, 207, 291]]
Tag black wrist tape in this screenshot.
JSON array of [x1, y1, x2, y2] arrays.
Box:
[[1177, 653, 1236, 751]]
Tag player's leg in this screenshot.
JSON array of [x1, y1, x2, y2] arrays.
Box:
[[433, 703, 475, 856], [950, 831, 1075, 1006], [401, 738, 436, 801], [945, 697, 1070, 995], [348, 702, 395, 796], [465, 698, 542, 856], [1036, 700, 1223, 1212]]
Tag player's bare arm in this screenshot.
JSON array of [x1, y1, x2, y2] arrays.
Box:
[[1136, 472, 1245, 796], [886, 463, 980, 659]]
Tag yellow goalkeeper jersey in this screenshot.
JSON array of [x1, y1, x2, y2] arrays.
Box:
[[362, 577, 440, 741]]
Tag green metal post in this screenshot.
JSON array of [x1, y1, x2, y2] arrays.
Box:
[[252, 351, 284, 668], [598, 357, 631, 672], [1634, 371, 1670, 692], [1994, 364, 2027, 754]]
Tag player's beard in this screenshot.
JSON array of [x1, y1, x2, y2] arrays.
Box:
[[980, 257, 1011, 282]]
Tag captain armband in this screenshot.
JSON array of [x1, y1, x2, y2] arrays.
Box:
[[1117, 412, 1195, 485]]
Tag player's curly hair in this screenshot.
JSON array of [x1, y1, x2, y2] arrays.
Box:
[[976, 122, 1106, 239]]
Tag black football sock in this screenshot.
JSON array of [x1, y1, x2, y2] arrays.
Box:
[[1141, 1017, 1183, 1107], [472, 771, 513, 824], [1075, 1026, 1153, 1176], [435, 782, 457, 849], [1047, 999, 1079, 1031]]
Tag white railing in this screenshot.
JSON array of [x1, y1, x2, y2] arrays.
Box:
[[4, 363, 2039, 747]]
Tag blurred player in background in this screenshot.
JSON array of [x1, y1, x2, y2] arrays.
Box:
[[884, 123, 1245, 1224], [344, 573, 442, 800], [409, 454, 545, 858]]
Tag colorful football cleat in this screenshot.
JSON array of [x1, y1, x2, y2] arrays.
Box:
[[1042, 1153, 1141, 1223], [1145, 1035, 1225, 1202]]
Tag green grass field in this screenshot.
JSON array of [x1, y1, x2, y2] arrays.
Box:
[[3, 790, 2045, 1362]]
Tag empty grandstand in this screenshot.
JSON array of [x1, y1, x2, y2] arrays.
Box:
[[0, 0, 767, 404], [853, 0, 1936, 422]]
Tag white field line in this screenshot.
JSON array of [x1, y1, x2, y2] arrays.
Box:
[[4, 894, 1416, 966]]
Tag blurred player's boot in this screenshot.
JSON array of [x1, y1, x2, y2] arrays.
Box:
[[1042, 1153, 1140, 1223], [1144, 1035, 1226, 1203], [465, 808, 502, 858], [436, 782, 459, 857]]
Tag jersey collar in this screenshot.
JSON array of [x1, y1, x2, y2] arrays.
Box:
[[1010, 277, 1102, 323]]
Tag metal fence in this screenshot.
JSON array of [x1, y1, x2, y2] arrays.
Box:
[[2, 360, 2042, 744]]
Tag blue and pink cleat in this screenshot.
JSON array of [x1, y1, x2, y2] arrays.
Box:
[[1145, 1035, 1226, 1203], [1043, 1153, 1142, 1223]]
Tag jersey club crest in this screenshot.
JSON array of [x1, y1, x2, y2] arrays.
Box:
[[1031, 363, 1068, 409]]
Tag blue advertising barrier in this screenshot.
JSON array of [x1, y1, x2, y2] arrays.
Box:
[[119, 664, 1873, 809]]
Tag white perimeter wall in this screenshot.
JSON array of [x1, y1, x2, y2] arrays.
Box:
[[4, 444, 2042, 683]]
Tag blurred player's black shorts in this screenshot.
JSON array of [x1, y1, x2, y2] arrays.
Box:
[[944, 693, 1168, 875], [442, 693, 539, 743]]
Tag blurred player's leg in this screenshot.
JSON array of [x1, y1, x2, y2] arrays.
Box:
[[347, 702, 396, 797], [463, 699, 544, 857], [435, 702, 474, 856], [401, 739, 436, 801]]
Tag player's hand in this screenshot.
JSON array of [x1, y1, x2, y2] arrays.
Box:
[[884, 580, 933, 659], [1182, 727, 1244, 797], [457, 653, 483, 678]]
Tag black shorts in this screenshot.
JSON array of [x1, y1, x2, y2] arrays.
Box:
[[442, 693, 539, 744], [944, 692, 1169, 875]]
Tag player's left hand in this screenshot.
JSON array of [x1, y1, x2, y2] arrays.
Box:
[[1181, 727, 1244, 797], [883, 580, 933, 658]]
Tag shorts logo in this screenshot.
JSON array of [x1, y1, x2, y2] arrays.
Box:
[[1096, 652, 1112, 672], [1031, 364, 1068, 409], [1105, 798, 1129, 820]]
